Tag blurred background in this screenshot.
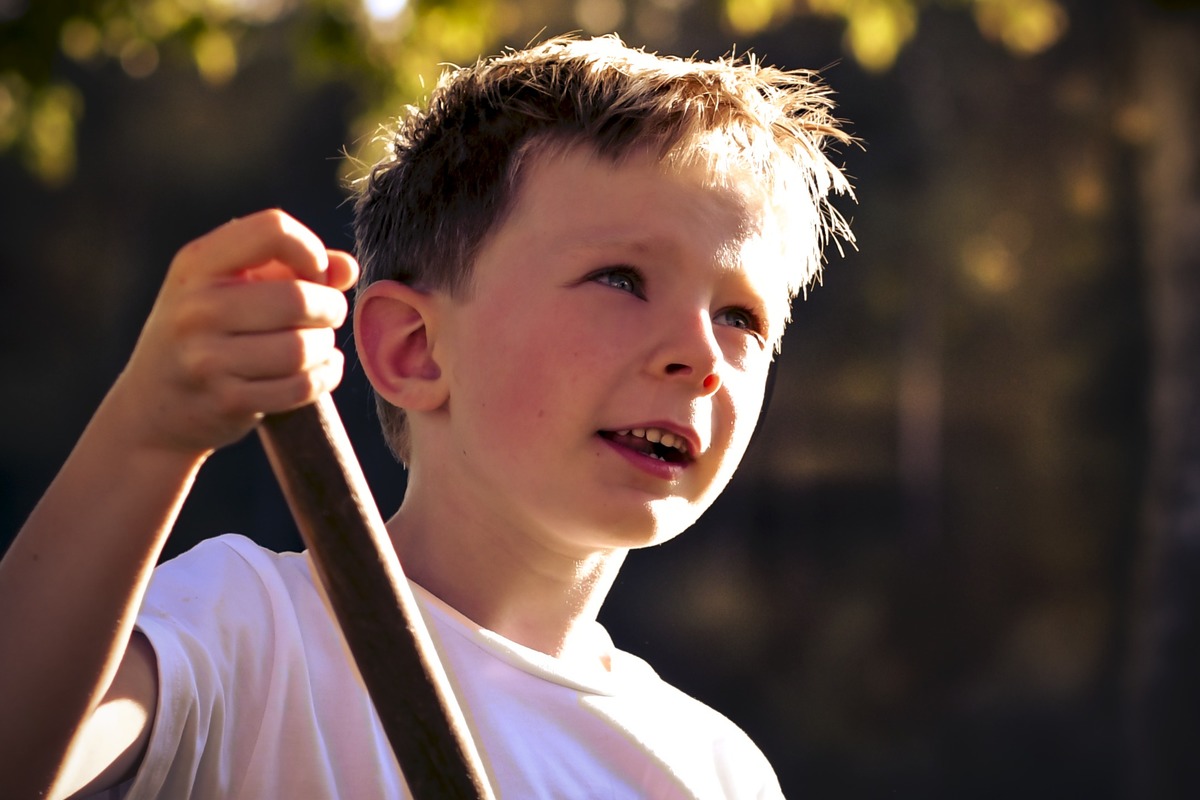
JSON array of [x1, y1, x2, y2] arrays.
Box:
[[2, 0, 1198, 797]]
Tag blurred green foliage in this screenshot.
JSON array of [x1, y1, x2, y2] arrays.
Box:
[[6, 2, 1199, 795], [0, 0, 1067, 184], [0, 0, 498, 183]]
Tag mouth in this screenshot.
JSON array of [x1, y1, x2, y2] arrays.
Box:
[[597, 427, 694, 465]]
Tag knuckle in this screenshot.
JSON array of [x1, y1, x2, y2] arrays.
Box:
[[178, 342, 219, 384], [312, 326, 337, 352], [174, 234, 210, 266], [285, 372, 321, 407], [317, 352, 346, 393], [327, 347, 346, 376], [172, 297, 214, 336], [253, 207, 292, 232], [306, 282, 342, 317], [277, 281, 313, 321], [284, 332, 312, 372], [275, 351, 344, 410], [328, 293, 350, 326], [212, 383, 251, 419]]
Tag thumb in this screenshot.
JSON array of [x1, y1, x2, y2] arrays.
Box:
[[324, 250, 361, 292]]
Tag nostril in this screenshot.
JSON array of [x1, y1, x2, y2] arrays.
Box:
[[664, 363, 690, 376]]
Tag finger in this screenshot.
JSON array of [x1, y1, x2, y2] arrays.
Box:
[[227, 351, 347, 416], [172, 210, 330, 284], [224, 328, 338, 382], [179, 280, 350, 337], [238, 260, 306, 283], [324, 250, 360, 292]]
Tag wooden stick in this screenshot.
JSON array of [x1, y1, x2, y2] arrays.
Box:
[[258, 394, 494, 800]]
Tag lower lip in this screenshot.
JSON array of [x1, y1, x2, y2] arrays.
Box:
[[600, 436, 688, 481]]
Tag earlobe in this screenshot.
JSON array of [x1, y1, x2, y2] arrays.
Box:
[[354, 281, 448, 412]]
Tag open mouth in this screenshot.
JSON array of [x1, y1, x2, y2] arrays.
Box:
[[598, 427, 692, 464]]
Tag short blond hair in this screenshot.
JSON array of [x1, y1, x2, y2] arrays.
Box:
[[354, 34, 854, 462]]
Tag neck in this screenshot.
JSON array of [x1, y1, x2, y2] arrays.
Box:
[[385, 494, 627, 666]]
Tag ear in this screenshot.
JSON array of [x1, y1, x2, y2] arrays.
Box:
[[354, 281, 448, 412]]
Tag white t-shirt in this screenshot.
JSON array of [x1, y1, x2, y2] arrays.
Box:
[[104, 534, 782, 799]]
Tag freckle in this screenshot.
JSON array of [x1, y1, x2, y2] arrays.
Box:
[[538, 409, 545, 418]]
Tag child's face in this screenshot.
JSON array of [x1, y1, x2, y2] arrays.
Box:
[[431, 144, 791, 554]]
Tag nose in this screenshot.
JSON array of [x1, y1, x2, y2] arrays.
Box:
[[654, 310, 722, 395]]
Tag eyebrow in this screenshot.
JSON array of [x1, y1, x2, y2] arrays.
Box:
[[559, 225, 667, 250], [562, 228, 761, 275]]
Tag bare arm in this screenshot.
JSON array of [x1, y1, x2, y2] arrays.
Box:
[[58, 633, 158, 798], [0, 210, 358, 797], [1, 401, 201, 799]]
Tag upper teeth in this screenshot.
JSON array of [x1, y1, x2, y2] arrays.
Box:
[[619, 428, 688, 455]]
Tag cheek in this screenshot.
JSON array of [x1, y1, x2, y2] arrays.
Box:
[[459, 308, 594, 434], [721, 368, 769, 451]]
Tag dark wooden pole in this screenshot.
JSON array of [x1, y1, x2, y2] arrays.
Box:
[[258, 394, 494, 800]]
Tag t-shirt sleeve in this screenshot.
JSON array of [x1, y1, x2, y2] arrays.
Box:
[[106, 534, 287, 799], [712, 730, 784, 799]]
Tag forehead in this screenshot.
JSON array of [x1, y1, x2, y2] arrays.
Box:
[[498, 143, 795, 305]]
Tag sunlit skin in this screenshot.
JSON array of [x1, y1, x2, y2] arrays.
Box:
[[0, 210, 359, 798], [357, 144, 794, 664], [0, 142, 799, 796]]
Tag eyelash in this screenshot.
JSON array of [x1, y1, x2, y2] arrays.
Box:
[[587, 266, 767, 339], [589, 266, 646, 299], [714, 307, 766, 337]]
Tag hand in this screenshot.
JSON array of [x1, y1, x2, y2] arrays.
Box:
[[109, 209, 360, 458]]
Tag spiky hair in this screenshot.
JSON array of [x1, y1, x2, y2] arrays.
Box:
[[354, 34, 854, 462]]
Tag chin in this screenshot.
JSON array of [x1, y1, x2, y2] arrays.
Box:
[[611, 498, 706, 550]]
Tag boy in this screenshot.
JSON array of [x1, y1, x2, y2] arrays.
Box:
[[0, 35, 852, 798]]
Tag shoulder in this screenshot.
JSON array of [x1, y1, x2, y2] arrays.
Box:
[[155, 532, 305, 576], [138, 533, 324, 655], [610, 650, 784, 798], [124, 537, 388, 798], [148, 533, 313, 603]]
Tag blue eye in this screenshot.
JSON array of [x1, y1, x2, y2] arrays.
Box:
[[590, 267, 645, 298], [715, 307, 766, 339]]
